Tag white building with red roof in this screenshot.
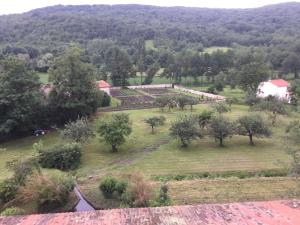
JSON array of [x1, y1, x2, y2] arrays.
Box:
[[96, 80, 111, 95], [257, 79, 291, 102]]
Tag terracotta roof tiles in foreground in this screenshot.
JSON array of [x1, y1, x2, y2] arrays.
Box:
[[1, 199, 300, 225]]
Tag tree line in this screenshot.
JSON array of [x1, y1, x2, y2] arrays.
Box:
[[0, 44, 110, 140]]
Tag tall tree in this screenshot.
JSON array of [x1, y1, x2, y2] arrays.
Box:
[[283, 53, 300, 79], [105, 46, 133, 87], [48, 44, 103, 123], [237, 62, 269, 94], [137, 38, 146, 85], [0, 57, 42, 138]]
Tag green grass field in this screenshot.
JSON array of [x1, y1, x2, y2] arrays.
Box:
[[0, 102, 298, 208], [37, 72, 49, 84]]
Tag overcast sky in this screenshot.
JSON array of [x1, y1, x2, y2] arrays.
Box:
[[0, 0, 299, 15]]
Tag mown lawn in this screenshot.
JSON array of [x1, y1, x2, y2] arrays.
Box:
[[80, 177, 300, 209], [0, 104, 294, 181]]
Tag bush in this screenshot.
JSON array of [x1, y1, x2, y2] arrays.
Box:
[[212, 102, 230, 113], [0, 207, 25, 216], [38, 143, 82, 170], [17, 171, 74, 212], [214, 80, 224, 91], [6, 158, 39, 185], [158, 184, 170, 205], [115, 181, 127, 196], [207, 85, 215, 94], [99, 177, 117, 198], [0, 179, 19, 204], [101, 92, 111, 107], [121, 172, 153, 207]]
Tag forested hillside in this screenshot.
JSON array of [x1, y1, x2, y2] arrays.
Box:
[[1, 3, 300, 52]]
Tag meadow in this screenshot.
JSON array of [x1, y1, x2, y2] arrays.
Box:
[[1, 100, 299, 208]]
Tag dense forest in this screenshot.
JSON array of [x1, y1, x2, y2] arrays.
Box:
[[1, 3, 300, 50], [0, 3, 300, 77]]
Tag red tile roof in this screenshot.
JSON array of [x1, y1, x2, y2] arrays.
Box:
[[269, 79, 290, 87], [1, 200, 299, 225], [97, 80, 111, 89]]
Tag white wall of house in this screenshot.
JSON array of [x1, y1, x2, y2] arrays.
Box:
[[100, 88, 110, 95], [257, 82, 290, 101]]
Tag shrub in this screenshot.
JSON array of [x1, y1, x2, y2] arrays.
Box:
[[158, 184, 170, 205], [212, 102, 230, 113], [0, 179, 19, 204], [115, 181, 127, 196], [99, 177, 117, 198], [6, 158, 40, 185], [17, 171, 74, 212], [38, 143, 82, 170], [121, 172, 153, 207], [0, 207, 25, 216], [207, 85, 215, 94]]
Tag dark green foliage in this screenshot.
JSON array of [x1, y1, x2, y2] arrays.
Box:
[[97, 113, 132, 152], [0, 57, 42, 139], [101, 92, 111, 107], [38, 143, 82, 170], [207, 85, 216, 94], [115, 181, 128, 196], [170, 115, 202, 147], [145, 116, 166, 133], [237, 62, 270, 93], [0, 207, 25, 216], [99, 177, 118, 198], [208, 115, 236, 147], [61, 117, 94, 144], [105, 46, 133, 87], [0, 179, 19, 204], [1, 4, 300, 52], [283, 53, 300, 78], [48, 44, 103, 123], [237, 114, 271, 145], [245, 92, 261, 106]]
